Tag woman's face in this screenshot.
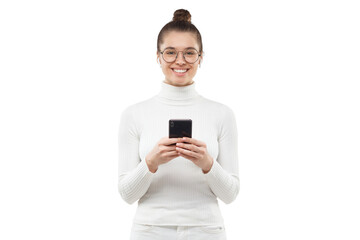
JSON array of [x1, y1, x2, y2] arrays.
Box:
[[157, 31, 203, 87]]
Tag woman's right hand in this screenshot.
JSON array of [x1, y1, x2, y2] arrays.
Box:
[[145, 137, 181, 173]]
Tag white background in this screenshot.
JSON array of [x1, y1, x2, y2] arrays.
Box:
[[1, 0, 359, 239]]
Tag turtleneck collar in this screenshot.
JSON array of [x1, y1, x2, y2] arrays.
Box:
[[155, 80, 201, 106]]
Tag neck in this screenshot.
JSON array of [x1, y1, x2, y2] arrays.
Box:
[[164, 80, 194, 87], [155, 80, 201, 106]]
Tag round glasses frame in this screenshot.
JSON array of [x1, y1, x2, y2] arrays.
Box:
[[160, 48, 201, 64]]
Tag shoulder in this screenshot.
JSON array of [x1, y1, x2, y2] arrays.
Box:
[[200, 96, 235, 116], [121, 97, 155, 116]]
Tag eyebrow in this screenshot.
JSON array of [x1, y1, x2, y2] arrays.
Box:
[[165, 47, 198, 50]]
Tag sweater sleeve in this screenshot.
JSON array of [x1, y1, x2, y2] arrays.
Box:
[[204, 106, 240, 204], [117, 106, 155, 205]]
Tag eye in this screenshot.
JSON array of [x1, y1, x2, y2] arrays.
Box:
[[165, 50, 176, 55], [185, 50, 197, 55]]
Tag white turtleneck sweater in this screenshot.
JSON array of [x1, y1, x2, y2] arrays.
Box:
[[118, 81, 239, 226]]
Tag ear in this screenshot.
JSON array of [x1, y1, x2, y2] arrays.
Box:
[[156, 52, 159, 63], [199, 52, 204, 64], [156, 51, 161, 63]]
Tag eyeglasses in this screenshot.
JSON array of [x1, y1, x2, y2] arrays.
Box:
[[160, 48, 201, 64]]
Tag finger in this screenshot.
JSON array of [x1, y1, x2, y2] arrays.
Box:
[[164, 145, 178, 151], [176, 142, 200, 153], [165, 150, 180, 157], [176, 147, 200, 159], [179, 137, 206, 147], [177, 151, 197, 161], [163, 137, 182, 146], [159, 143, 178, 150]]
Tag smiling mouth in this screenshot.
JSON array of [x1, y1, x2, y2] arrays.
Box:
[[172, 68, 189, 73]]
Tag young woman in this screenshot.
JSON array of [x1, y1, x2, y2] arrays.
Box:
[[118, 9, 239, 240]]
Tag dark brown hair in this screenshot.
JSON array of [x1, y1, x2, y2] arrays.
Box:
[[157, 9, 203, 54]]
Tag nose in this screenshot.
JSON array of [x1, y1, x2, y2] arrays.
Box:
[[175, 52, 186, 64]]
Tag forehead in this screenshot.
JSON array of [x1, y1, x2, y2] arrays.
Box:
[[161, 31, 199, 50]]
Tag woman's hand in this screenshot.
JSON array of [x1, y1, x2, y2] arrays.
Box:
[[145, 137, 181, 173], [175, 137, 214, 174]]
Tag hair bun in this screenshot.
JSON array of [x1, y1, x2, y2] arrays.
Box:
[[172, 9, 191, 23]]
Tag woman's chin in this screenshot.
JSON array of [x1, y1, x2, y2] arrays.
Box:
[[168, 78, 192, 85]]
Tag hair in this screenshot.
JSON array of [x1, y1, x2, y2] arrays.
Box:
[[157, 9, 203, 55]]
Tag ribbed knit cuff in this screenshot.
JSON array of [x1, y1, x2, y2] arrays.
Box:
[[203, 160, 239, 204], [118, 160, 155, 204], [203, 159, 221, 177]]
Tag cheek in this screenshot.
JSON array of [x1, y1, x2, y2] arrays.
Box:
[[189, 68, 197, 75], [162, 65, 171, 72]]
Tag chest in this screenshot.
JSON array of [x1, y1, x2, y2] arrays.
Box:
[[138, 108, 220, 162]]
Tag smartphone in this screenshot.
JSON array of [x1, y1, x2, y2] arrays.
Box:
[[169, 119, 192, 139]]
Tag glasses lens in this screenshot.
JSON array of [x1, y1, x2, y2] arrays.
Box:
[[184, 49, 199, 63], [162, 49, 199, 63], [163, 49, 177, 62]]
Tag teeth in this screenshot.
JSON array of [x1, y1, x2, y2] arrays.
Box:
[[173, 69, 187, 73]]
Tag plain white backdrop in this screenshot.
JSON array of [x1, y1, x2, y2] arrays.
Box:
[[0, 0, 359, 239]]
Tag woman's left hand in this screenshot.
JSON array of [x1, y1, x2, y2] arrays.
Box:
[[175, 137, 214, 174]]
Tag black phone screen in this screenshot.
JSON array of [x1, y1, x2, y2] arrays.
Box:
[[169, 119, 192, 138]]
